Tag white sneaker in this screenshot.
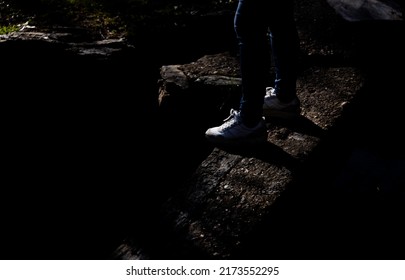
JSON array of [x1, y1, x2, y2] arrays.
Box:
[[263, 87, 301, 119], [205, 109, 267, 145]]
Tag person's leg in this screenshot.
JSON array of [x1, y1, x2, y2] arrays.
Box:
[[204, 0, 272, 144], [262, 0, 301, 119], [268, 0, 299, 102], [234, 0, 269, 127]]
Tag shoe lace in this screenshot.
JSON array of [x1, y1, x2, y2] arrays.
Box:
[[219, 109, 240, 130], [265, 87, 276, 97]]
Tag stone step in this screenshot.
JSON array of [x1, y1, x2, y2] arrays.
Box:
[[142, 52, 366, 259]]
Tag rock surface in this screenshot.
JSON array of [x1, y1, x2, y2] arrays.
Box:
[[113, 0, 405, 260], [326, 0, 403, 21]]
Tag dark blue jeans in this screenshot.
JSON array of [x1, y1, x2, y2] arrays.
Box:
[[234, 0, 299, 126]]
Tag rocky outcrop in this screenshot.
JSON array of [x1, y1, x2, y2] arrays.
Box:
[[2, 0, 403, 260], [0, 25, 134, 59], [326, 0, 403, 21], [114, 0, 404, 260], [140, 52, 365, 259]]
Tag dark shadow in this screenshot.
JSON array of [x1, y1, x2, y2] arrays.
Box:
[[213, 141, 301, 172], [203, 113, 326, 173], [265, 115, 326, 138], [1, 35, 160, 260]]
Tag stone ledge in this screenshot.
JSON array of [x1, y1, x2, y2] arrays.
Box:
[[116, 52, 366, 259]]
